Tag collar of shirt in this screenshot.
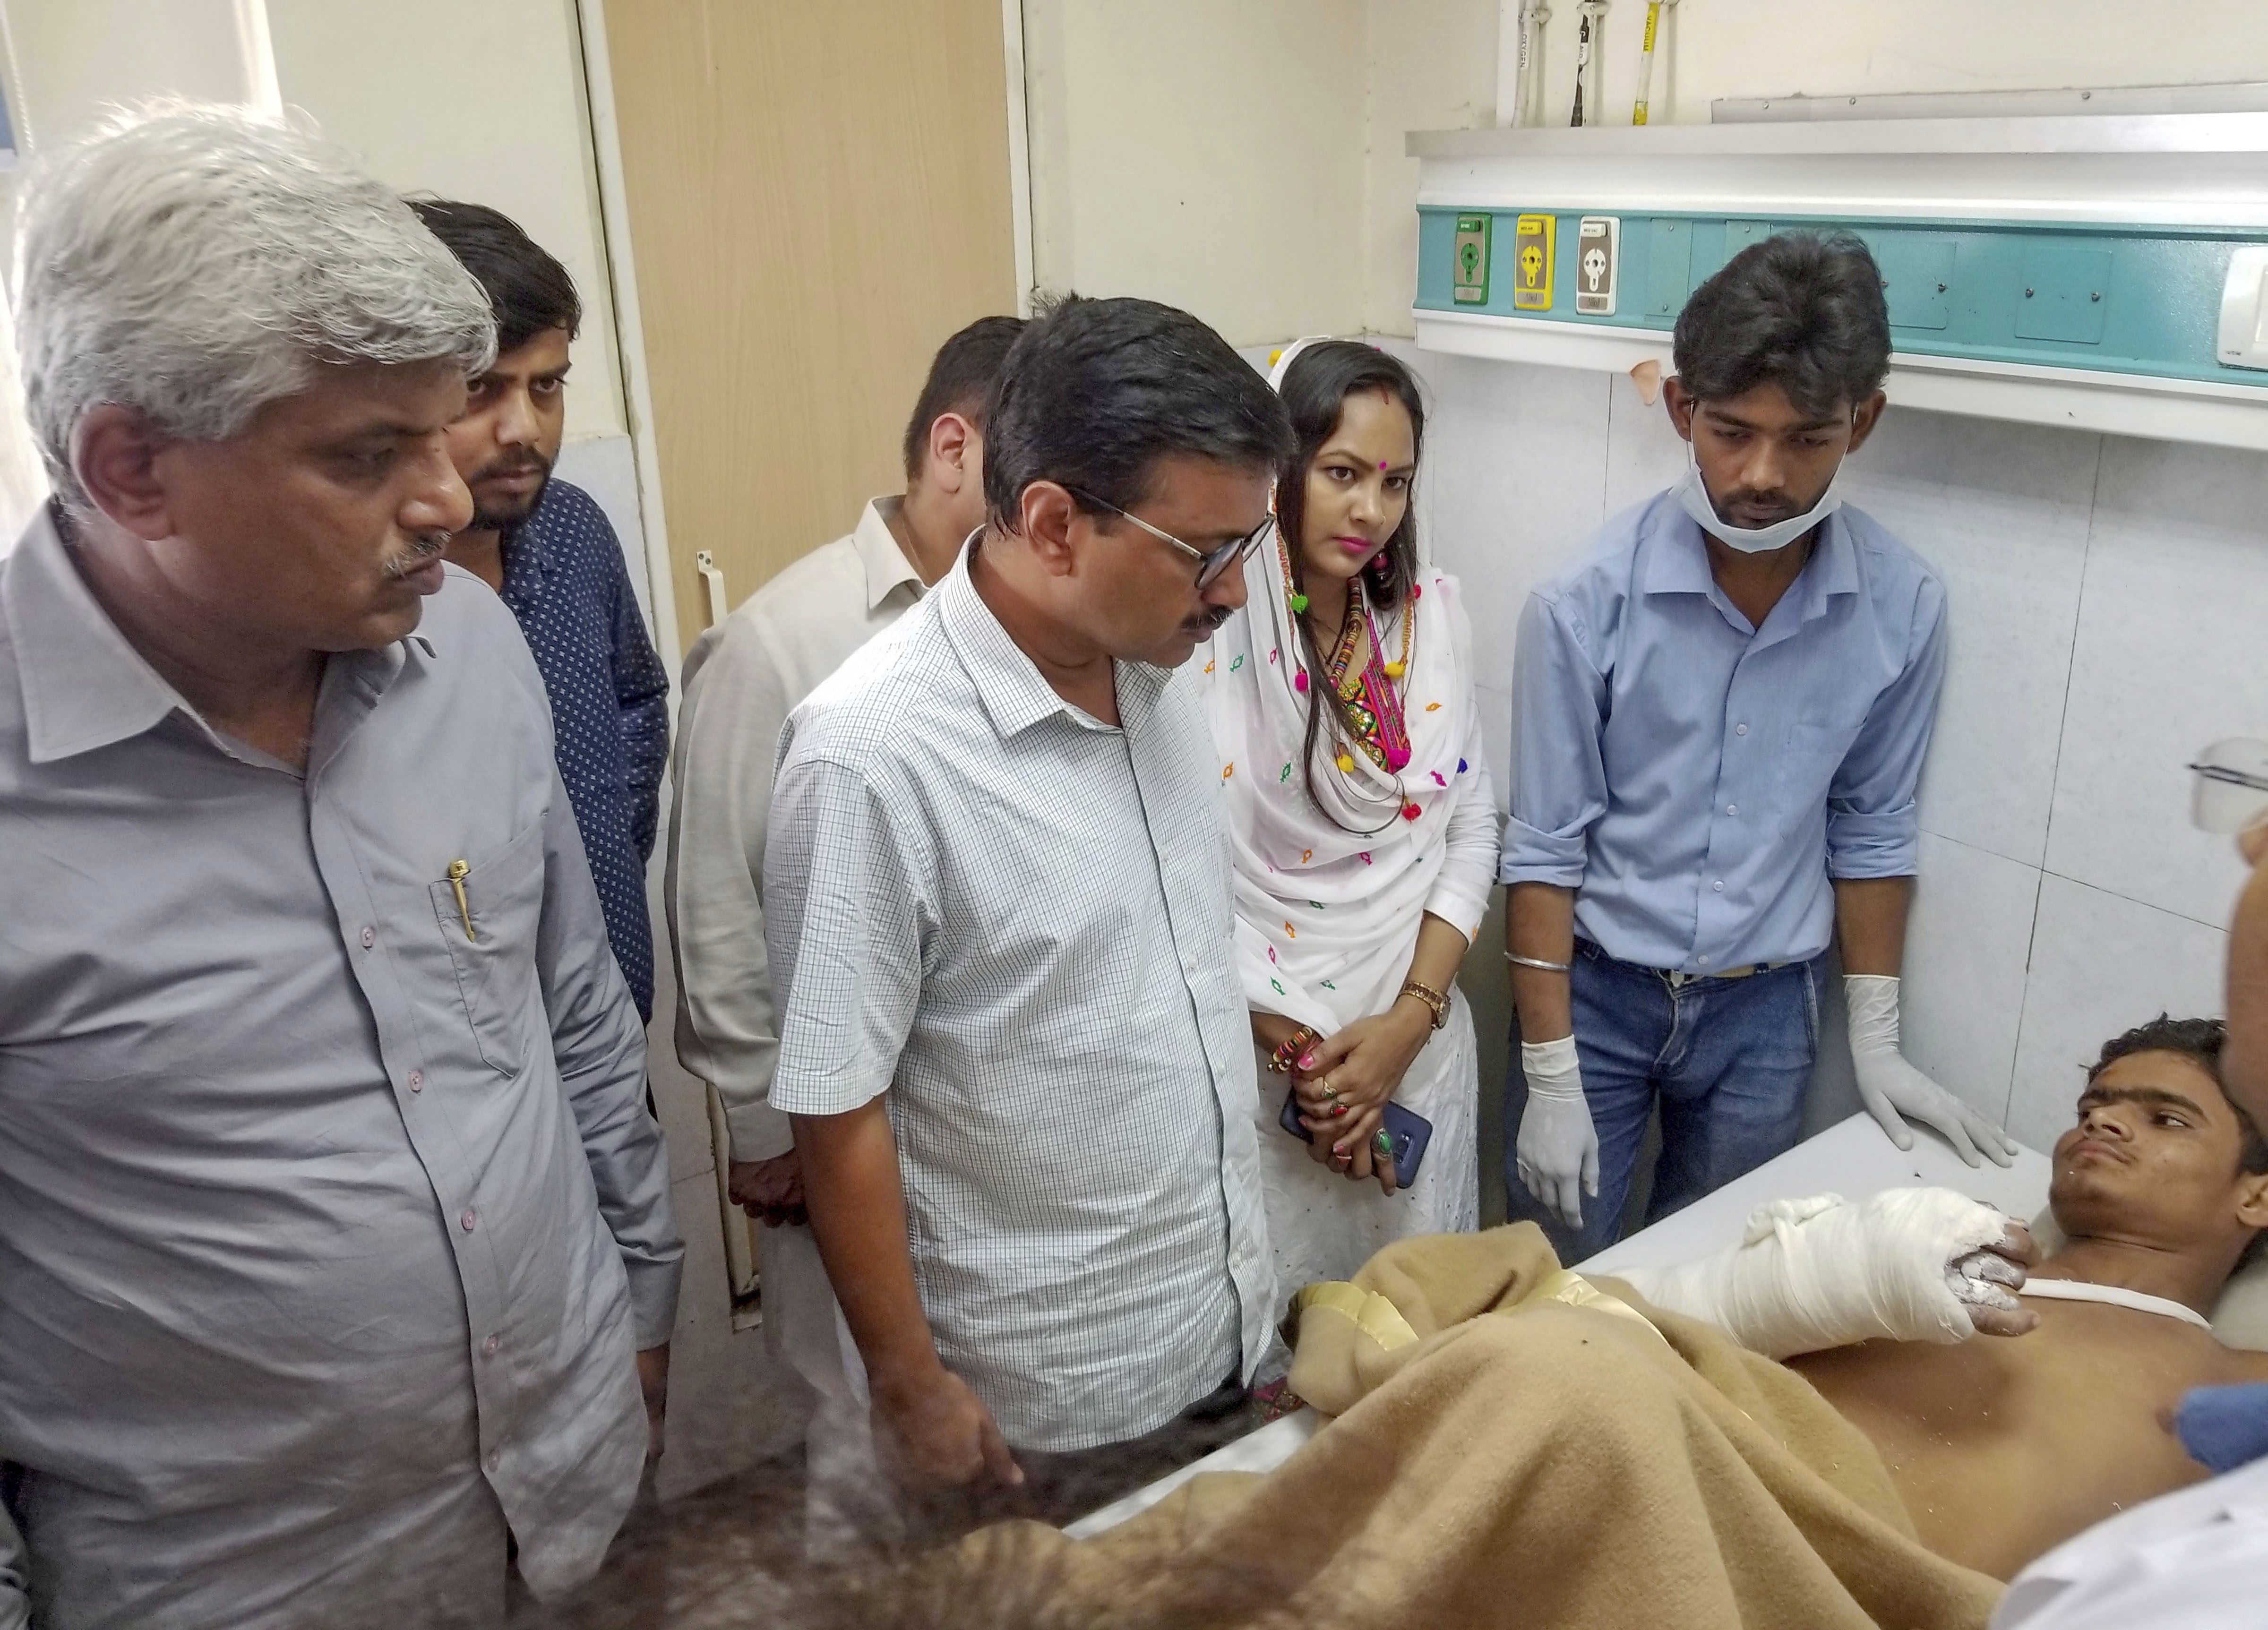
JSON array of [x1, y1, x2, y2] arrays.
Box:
[[1641, 502, 1860, 638], [9, 505, 180, 765], [933, 537, 1170, 740], [855, 496, 926, 613], [7, 502, 430, 768]]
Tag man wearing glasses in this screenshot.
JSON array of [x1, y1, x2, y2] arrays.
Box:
[[760, 295, 1291, 1537]]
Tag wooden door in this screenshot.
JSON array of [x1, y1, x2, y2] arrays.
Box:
[[602, 0, 1019, 649]]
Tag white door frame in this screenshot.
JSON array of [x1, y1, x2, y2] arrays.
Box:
[[567, 0, 684, 669]]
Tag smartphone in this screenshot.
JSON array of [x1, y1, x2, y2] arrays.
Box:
[[1280, 1087, 1433, 1188]]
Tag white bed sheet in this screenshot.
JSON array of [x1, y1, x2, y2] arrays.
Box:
[[1068, 1112, 2051, 1539]]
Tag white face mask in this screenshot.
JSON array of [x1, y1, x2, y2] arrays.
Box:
[[1673, 450, 1845, 555]]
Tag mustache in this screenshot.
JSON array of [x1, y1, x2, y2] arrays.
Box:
[[381, 531, 450, 580], [473, 451, 551, 483]]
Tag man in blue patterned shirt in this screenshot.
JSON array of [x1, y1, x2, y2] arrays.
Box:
[[414, 201, 671, 1022]]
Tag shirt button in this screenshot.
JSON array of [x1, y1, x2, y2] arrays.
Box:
[[359, 926, 376, 949], [1726, 803, 1739, 816], [486, 1449, 501, 1472], [483, 1334, 501, 1357], [1735, 723, 1748, 737], [460, 1207, 478, 1232], [1697, 955, 1711, 966], [407, 1070, 424, 1093], [1713, 879, 1725, 892]]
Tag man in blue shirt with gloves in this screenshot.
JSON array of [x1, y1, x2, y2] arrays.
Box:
[[1502, 232, 2014, 1260]]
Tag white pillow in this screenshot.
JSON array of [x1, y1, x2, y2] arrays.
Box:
[[2030, 1210, 2268, 1351]]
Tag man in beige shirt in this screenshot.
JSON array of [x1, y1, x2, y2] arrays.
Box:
[[664, 314, 1022, 1549]]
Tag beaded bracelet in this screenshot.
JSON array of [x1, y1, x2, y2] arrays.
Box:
[[1268, 1025, 1321, 1074]]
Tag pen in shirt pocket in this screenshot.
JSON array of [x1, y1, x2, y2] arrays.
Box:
[[447, 858, 475, 941]]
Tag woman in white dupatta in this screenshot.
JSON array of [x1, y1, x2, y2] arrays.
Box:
[[1202, 339, 1499, 1302]]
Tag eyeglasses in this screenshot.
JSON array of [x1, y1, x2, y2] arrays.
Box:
[[1066, 488, 1270, 590], [2190, 739, 2268, 835]]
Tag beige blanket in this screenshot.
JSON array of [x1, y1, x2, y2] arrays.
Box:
[[902, 1223, 2005, 1630]]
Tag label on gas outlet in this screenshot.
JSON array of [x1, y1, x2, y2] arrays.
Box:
[[1452, 214, 1490, 305], [1514, 214, 1555, 310], [1576, 216, 1620, 316]]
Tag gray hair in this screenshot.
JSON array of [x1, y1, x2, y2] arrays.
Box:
[[15, 103, 498, 513]]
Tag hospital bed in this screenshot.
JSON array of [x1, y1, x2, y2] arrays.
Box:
[[1067, 1112, 2053, 1539]]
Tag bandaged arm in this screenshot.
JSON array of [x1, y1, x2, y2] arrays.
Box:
[[1609, 1188, 2024, 1360]]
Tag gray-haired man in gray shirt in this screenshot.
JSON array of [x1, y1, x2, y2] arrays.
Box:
[[0, 106, 680, 1628]]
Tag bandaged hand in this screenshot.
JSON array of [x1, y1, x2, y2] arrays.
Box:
[[1611, 1188, 2033, 1359], [1516, 1036, 1598, 1230], [1845, 974, 2017, 1168]]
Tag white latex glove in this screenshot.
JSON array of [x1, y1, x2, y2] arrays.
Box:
[[1516, 1035, 1599, 1229], [1845, 974, 2017, 1167]]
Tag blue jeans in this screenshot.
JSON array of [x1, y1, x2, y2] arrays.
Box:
[[1505, 940, 1823, 1263]]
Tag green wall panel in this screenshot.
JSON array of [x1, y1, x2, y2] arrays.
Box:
[[1416, 206, 2268, 387]]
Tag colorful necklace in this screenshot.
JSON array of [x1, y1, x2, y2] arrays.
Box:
[[1324, 589, 1413, 774], [1276, 529, 1421, 817]]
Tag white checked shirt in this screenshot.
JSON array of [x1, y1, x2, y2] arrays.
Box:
[[764, 543, 1274, 1453]]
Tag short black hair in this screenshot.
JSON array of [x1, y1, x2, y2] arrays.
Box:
[[902, 315, 1025, 480], [408, 198, 581, 354], [2089, 1015, 2262, 1169], [982, 293, 1293, 528], [1672, 232, 1890, 418]]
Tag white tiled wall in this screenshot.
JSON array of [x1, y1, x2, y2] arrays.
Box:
[[1394, 340, 2266, 1164]]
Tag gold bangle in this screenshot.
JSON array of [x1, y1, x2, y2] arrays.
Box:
[[1398, 978, 1450, 1031]]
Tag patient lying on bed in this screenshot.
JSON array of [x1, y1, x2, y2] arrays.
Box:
[[1784, 1015, 2268, 1579], [844, 1018, 2268, 1630]]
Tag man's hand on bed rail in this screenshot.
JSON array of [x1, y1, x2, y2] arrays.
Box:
[[1847, 975, 2019, 1167]]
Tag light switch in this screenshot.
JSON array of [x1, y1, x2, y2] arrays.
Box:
[[2217, 246, 2268, 372]]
